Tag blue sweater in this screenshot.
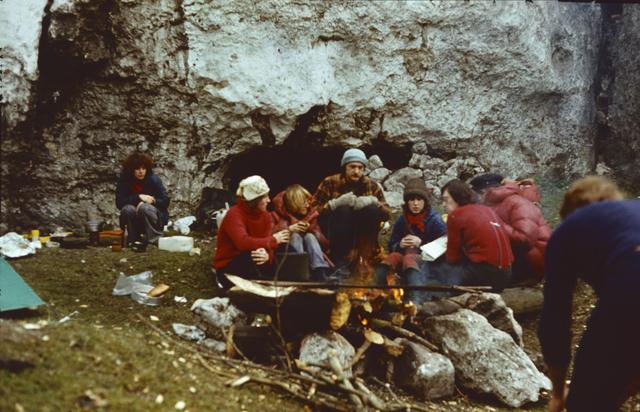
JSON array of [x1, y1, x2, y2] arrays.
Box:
[[116, 171, 170, 226], [538, 199, 640, 368], [388, 207, 447, 252]]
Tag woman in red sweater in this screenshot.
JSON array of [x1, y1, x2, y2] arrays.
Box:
[[426, 179, 513, 296], [213, 175, 289, 289]]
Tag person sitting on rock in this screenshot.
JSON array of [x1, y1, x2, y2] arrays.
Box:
[[470, 173, 551, 285], [381, 178, 447, 304], [116, 152, 169, 245], [313, 148, 391, 279], [212, 175, 290, 289], [271, 184, 332, 281], [422, 179, 513, 298], [538, 176, 639, 412]]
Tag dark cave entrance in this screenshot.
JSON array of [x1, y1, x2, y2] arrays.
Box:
[[223, 140, 412, 198]]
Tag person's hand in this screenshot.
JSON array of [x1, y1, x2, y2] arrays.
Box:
[[289, 222, 309, 233], [273, 230, 290, 244], [547, 386, 568, 412], [251, 248, 269, 265], [400, 235, 421, 249], [139, 194, 155, 204], [353, 195, 379, 210], [328, 192, 357, 210]]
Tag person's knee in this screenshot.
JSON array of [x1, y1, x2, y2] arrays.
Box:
[[137, 203, 157, 214], [121, 204, 136, 216], [303, 233, 318, 246]]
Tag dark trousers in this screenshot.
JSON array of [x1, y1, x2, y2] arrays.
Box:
[[217, 252, 274, 289], [566, 299, 640, 412], [319, 204, 386, 264], [510, 243, 536, 285], [119, 203, 163, 244], [420, 259, 511, 300]]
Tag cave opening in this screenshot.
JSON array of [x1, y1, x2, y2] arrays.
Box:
[[224, 140, 412, 198]]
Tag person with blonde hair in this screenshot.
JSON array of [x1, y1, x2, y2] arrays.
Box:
[[271, 184, 331, 280], [539, 176, 639, 412], [212, 176, 290, 289]]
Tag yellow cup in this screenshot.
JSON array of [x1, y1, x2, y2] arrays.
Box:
[[31, 229, 40, 240]]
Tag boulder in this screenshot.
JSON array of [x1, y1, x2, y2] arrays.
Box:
[[383, 191, 404, 210], [367, 155, 384, 170], [369, 167, 391, 182], [394, 339, 455, 400], [298, 331, 355, 377], [383, 168, 423, 192], [191, 297, 247, 340], [421, 309, 550, 408], [449, 293, 523, 346]]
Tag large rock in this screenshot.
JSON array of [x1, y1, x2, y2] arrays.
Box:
[[298, 331, 355, 377], [394, 339, 455, 400], [449, 293, 523, 346], [0, 1, 607, 229], [384, 167, 424, 192], [422, 309, 550, 408], [191, 297, 247, 340]]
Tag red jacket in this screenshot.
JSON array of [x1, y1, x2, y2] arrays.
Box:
[[270, 191, 329, 250], [446, 204, 513, 269], [213, 198, 277, 270], [484, 183, 551, 279]]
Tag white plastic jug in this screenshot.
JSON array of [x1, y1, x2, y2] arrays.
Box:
[[158, 236, 194, 252]]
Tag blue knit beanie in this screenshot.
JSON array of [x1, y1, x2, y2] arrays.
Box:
[[341, 148, 368, 167]]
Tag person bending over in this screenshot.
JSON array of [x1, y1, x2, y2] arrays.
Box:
[[538, 176, 639, 412]]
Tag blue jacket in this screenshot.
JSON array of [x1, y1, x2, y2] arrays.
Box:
[[388, 207, 447, 252], [116, 171, 170, 226], [538, 199, 640, 368]]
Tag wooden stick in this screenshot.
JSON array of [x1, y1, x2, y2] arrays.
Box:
[[350, 340, 372, 367], [328, 354, 363, 408], [369, 318, 439, 352], [254, 280, 492, 292]]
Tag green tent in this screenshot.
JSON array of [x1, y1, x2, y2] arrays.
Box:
[[0, 257, 45, 312]]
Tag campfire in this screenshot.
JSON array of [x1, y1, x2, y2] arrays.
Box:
[[175, 274, 551, 410]]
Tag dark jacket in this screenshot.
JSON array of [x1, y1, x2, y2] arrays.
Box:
[[116, 171, 170, 226], [484, 183, 551, 279], [270, 191, 329, 250], [388, 207, 447, 252], [213, 198, 277, 270], [446, 204, 513, 269], [538, 200, 640, 368]]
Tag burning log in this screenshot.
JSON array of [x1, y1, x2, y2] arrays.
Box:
[[369, 318, 439, 353], [254, 279, 492, 293]]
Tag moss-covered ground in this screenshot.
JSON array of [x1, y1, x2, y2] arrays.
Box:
[[2, 179, 639, 411]]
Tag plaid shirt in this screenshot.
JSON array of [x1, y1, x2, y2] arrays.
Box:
[[312, 173, 391, 219]]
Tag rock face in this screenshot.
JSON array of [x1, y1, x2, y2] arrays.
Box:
[[4, 0, 635, 230], [599, 5, 640, 191], [394, 339, 455, 400], [422, 309, 550, 408]]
